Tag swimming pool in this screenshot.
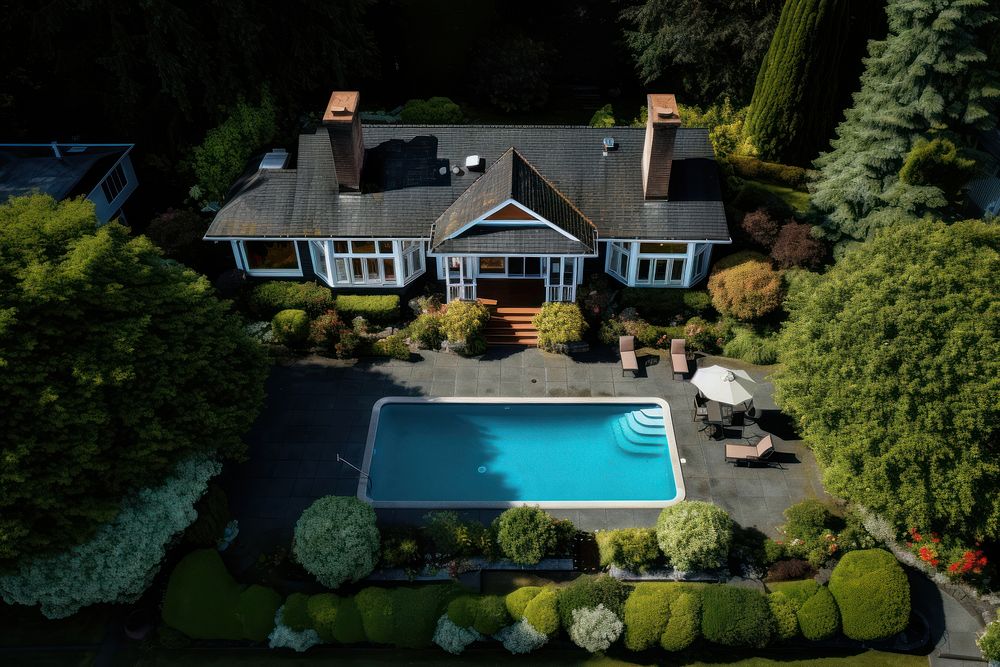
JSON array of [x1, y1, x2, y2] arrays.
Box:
[[358, 397, 684, 508]]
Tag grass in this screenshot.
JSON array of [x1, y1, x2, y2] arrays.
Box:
[[743, 180, 811, 213]]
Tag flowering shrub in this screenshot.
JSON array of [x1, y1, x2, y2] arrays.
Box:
[[0, 455, 220, 618], [494, 618, 548, 654], [268, 607, 321, 652], [292, 496, 379, 588], [656, 501, 734, 572], [432, 615, 480, 654], [569, 604, 624, 653], [978, 619, 1000, 661], [904, 526, 989, 582]]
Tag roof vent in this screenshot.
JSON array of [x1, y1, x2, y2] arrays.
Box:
[[438, 166, 448, 176], [451, 165, 463, 176], [465, 155, 485, 171], [259, 148, 289, 170]]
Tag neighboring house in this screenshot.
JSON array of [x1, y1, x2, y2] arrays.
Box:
[[204, 91, 731, 305], [0, 142, 138, 224], [968, 129, 1000, 218]]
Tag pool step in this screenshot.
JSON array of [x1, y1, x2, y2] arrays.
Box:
[[624, 412, 664, 436], [611, 421, 662, 456]]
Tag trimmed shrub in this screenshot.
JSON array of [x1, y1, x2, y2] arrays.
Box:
[[308, 310, 343, 350], [619, 288, 713, 322], [328, 596, 366, 644], [767, 579, 819, 606], [533, 302, 588, 351], [771, 222, 826, 270], [596, 528, 660, 572], [655, 501, 734, 572], [523, 587, 560, 636], [433, 614, 480, 654], [701, 585, 775, 648], [248, 281, 333, 319], [569, 604, 624, 653], [722, 327, 780, 365], [447, 595, 479, 628], [660, 591, 701, 651], [741, 208, 782, 247], [268, 606, 321, 652], [371, 333, 410, 360], [292, 496, 379, 588], [392, 585, 459, 648], [828, 549, 910, 641], [282, 592, 312, 631], [505, 587, 542, 620], [708, 258, 784, 321], [271, 309, 310, 347], [162, 549, 281, 641], [473, 595, 511, 635], [728, 155, 811, 190], [440, 300, 490, 354], [380, 526, 422, 570], [401, 97, 464, 124], [978, 619, 1000, 662], [306, 593, 337, 642], [769, 591, 800, 640], [407, 312, 445, 350], [495, 618, 548, 654], [797, 585, 840, 640], [334, 294, 400, 327], [495, 506, 559, 565], [355, 587, 394, 644], [623, 585, 670, 651], [557, 575, 629, 630]]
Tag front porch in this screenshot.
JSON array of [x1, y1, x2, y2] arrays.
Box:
[[436, 255, 584, 304]]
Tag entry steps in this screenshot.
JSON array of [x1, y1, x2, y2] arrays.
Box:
[[611, 408, 666, 455], [484, 306, 541, 346]]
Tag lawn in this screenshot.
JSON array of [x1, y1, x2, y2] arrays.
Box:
[[743, 179, 811, 213]]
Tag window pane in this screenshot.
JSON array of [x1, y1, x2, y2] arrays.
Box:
[[335, 258, 351, 283], [640, 242, 686, 254], [479, 257, 504, 273], [243, 241, 298, 270], [366, 257, 380, 282], [378, 241, 393, 254], [637, 259, 651, 283], [617, 252, 628, 277], [563, 259, 573, 284], [352, 240, 376, 254], [653, 260, 668, 282], [383, 258, 397, 282], [508, 257, 524, 276], [351, 258, 364, 282], [549, 258, 561, 281], [523, 257, 541, 276], [671, 259, 685, 282]]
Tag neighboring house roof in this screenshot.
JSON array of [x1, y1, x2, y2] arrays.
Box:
[[0, 144, 132, 202], [205, 125, 729, 243]]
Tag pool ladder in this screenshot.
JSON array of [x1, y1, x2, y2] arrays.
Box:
[[611, 409, 666, 456]]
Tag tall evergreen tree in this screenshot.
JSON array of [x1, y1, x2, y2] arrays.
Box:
[[811, 0, 999, 242], [744, 0, 852, 165]]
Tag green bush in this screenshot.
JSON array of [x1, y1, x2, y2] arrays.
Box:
[[660, 591, 701, 651], [400, 97, 464, 124], [379, 526, 422, 570], [448, 595, 479, 628], [533, 302, 588, 351], [623, 585, 670, 651], [282, 592, 312, 631], [620, 288, 713, 322], [589, 103, 616, 128], [769, 591, 800, 640], [557, 575, 629, 630], [335, 329, 362, 359], [407, 312, 445, 349], [506, 587, 542, 620], [779, 500, 840, 569], [656, 501, 734, 572], [683, 316, 718, 352], [474, 595, 511, 635], [355, 587, 394, 644], [441, 300, 490, 353], [162, 549, 281, 641], [596, 528, 660, 572], [797, 586, 840, 640], [392, 585, 459, 648], [708, 259, 785, 321], [334, 294, 400, 327], [425, 511, 498, 560], [371, 333, 411, 360], [248, 281, 334, 319], [828, 549, 910, 641], [271, 309, 310, 347], [309, 310, 343, 350], [722, 326, 780, 364], [495, 506, 560, 565], [701, 585, 775, 648], [306, 594, 340, 642], [524, 587, 560, 636], [292, 496, 380, 588], [767, 579, 819, 606], [979, 619, 1000, 662], [728, 155, 812, 190]]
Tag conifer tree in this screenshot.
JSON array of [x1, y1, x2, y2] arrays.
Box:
[[811, 0, 999, 242]]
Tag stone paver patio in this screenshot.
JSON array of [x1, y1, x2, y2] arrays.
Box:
[[225, 347, 828, 561]]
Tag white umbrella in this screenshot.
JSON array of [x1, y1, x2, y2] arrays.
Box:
[[690, 365, 757, 406]]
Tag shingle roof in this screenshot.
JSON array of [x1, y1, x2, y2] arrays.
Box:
[[205, 125, 730, 243], [434, 225, 593, 255], [430, 148, 597, 254], [0, 144, 130, 202]]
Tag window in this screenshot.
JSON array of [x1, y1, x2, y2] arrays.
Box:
[[479, 257, 505, 273], [402, 241, 424, 281], [634, 257, 685, 286], [639, 242, 686, 254], [334, 240, 349, 254], [321, 239, 405, 286], [242, 241, 300, 273], [693, 244, 711, 279], [508, 257, 542, 277], [352, 240, 376, 254], [100, 163, 129, 203], [608, 241, 630, 281], [378, 241, 393, 254]]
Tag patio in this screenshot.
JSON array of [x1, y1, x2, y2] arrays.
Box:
[[225, 347, 829, 562]]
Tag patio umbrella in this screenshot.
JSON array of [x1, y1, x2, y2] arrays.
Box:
[[690, 365, 757, 406]]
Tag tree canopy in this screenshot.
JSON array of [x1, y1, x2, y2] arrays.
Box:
[[811, 0, 999, 242], [774, 219, 1000, 539], [0, 195, 267, 568]]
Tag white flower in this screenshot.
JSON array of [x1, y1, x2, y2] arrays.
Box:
[[568, 604, 624, 653], [432, 614, 480, 655], [494, 619, 548, 654]]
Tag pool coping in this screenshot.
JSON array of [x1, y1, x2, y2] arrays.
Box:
[[357, 396, 686, 509]]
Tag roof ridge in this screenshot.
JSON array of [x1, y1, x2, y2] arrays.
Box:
[[509, 148, 597, 232]]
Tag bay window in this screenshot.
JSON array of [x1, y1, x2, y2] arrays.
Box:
[[308, 239, 426, 287], [240, 240, 302, 276]]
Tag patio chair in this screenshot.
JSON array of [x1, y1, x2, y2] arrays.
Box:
[[725, 434, 776, 466], [670, 338, 688, 379], [619, 336, 639, 377]]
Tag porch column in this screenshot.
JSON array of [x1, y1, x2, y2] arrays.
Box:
[[230, 240, 245, 271], [626, 242, 640, 286], [682, 242, 696, 287], [324, 240, 335, 286]]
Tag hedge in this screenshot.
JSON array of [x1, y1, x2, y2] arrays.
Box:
[[281, 592, 312, 631], [620, 288, 713, 322], [828, 549, 910, 641], [523, 587, 560, 636], [334, 294, 400, 327], [623, 585, 670, 651], [769, 591, 800, 640], [557, 575, 629, 630], [162, 549, 281, 641], [701, 585, 775, 648], [660, 591, 701, 651], [473, 595, 512, 635], [447, 596, 479, 628], [248, 281, 334, 319], [767, 579, 819, 606], [728, 155, 812, 190], [596, 528, 660, 572], [797, 586, 840, 641], [506, 587, 541, 620], [353, 585, 462, 648]]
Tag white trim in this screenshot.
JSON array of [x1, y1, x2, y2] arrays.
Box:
[[603, 237, 732, 245], [444, 198, 583, 243], [239, 239, 303, 277], [358, 396, 685, 509], [427, 251, 597, 258]]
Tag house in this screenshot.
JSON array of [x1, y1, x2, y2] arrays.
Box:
[[0, 142, 138, 224], [968, 128, 1000, 218], [204, 91, 731, 305]]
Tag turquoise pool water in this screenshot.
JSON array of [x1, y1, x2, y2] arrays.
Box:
[[364, 400, 681, 505]]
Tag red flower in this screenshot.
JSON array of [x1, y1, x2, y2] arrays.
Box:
[[948, 562, 961, 573], [930, 533, 941, 544], [910, 528, 923, 542]]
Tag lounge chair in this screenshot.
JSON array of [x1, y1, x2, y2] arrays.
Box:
[[670, 338, 688, 379], [725, 435, 776, 466], [619, 336, 638, 377]]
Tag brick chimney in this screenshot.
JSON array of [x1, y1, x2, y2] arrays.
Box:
[[641, 94, 682, 200], [322, 91, 364, 191]]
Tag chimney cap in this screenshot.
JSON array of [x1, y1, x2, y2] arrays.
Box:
[[647, 94, 682, 126], [322, 91, 360, 124]]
